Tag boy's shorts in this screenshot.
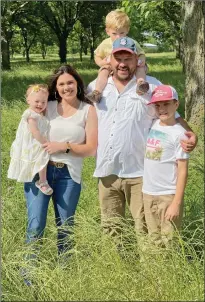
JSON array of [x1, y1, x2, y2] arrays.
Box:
[[143, 193, 184, 246]]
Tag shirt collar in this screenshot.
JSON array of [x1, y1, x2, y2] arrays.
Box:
[[108, 75, 137, 94]]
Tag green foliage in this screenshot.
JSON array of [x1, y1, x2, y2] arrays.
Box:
[[1, 1, 31, 69], [2, 53, 204, 301], [78, 1, 117, 60], [120, 0, 182, 52]]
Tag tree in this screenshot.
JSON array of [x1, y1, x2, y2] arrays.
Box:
[[121, 1, 183, 59], [71, 20, 87, 61], [13, 2, 55, 62], [79, 1, 117, 61], [36, 27, 55, 59], [182, 1, 204, 125], [35, 1, 86, 63], [15, 17, 38, 63], [1, 1, 29, 70], [10, 27, 22, 57]]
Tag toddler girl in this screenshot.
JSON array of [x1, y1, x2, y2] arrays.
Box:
[[8, 84, 53, 195]]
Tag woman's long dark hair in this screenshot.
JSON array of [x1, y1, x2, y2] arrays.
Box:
[[47, 65, 91, 104]]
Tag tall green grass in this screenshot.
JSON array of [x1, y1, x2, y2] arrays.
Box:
[[2, 53, 204, 301]]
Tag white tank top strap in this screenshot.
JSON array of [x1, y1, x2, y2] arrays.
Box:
[[79, 101, 91, 120]]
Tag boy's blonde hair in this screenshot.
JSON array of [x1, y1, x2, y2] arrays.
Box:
[[26, 84, 48, 98], [105, 9, 130, 31]]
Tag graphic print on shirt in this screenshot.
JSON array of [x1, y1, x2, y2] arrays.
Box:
[[145, 129, 167, 161]]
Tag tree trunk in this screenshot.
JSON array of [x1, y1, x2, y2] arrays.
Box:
[[42, 51, 45, 59], [176, 39, 180, 59], [59, 38, 67, 63], [79, 35, 83, 62], [25, 48, 30, 63], [11, 48, 14, 58], [1, 38, 11, 70], [83, 47, 88, 55], [176, 38, 184, 63], [21, 29, 30, 63], [182, 1, 204, 126], [80, 49, 83, 62], [90, 45, 94, 61], [41, 43, 46, 59], [90, 36, 94, 61]]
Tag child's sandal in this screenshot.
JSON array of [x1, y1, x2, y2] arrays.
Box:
[[86, 90, 102, 103], [35, 181, 53, 196]]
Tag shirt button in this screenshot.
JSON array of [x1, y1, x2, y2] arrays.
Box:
[[115, 108, 117, 111], [111, 134, 113, 136], [110, 147, 112, 149], [113, 121, 115, 123]]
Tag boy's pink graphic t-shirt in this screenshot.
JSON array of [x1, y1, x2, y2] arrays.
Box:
[[142, 119, 189, 195]]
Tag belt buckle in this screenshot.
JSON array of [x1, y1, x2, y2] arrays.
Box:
[[55, 162, 64, 168]]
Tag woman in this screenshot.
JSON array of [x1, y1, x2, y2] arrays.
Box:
[[24, 65, 98, 257]]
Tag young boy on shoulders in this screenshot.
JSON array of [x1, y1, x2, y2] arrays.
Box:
[[142, 85, 189, 247], [87, 9, 149, 103]]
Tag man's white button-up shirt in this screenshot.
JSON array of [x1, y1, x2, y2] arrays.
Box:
[[87, 75, 162, 178]]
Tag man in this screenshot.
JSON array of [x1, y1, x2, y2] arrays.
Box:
[[87, 36, 197, 237]]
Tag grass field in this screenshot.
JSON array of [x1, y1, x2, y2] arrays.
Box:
[[2, 53, 204, 301]]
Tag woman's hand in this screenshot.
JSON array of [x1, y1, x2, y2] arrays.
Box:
[[42, 142, 66, 154]]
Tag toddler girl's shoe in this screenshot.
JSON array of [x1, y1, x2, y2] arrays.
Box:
[[35, 180, 53, 195]]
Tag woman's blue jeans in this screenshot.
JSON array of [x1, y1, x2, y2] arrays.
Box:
[[24, 164, 81, 256]]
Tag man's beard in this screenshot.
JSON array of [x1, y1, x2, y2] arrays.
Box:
[[114, 66, 135, 81]]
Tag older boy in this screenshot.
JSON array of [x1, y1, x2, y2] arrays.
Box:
[[87, 9, 149, 103], [143, 85, 189, 246]]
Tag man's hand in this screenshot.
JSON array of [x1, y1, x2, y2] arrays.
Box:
[[180, 131, 198, 153]]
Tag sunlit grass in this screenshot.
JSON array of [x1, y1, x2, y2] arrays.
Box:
[[2, 53, 204, 301]]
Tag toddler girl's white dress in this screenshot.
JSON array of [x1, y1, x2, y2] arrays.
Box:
[[8, 109, 50, 182]]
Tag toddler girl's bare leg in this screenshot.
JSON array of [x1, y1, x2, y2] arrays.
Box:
[[39, 166, 47, 183]]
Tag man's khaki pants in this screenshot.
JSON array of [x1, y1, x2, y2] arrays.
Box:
[[98, 175, 146, 236], [143, 193, 184, 246]]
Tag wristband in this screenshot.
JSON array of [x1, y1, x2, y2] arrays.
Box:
[[65, 142, 70, 154]]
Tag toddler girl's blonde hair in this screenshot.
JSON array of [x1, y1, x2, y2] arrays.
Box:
[[26, 84, 48, 98], [105, 9, 130, 31]]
